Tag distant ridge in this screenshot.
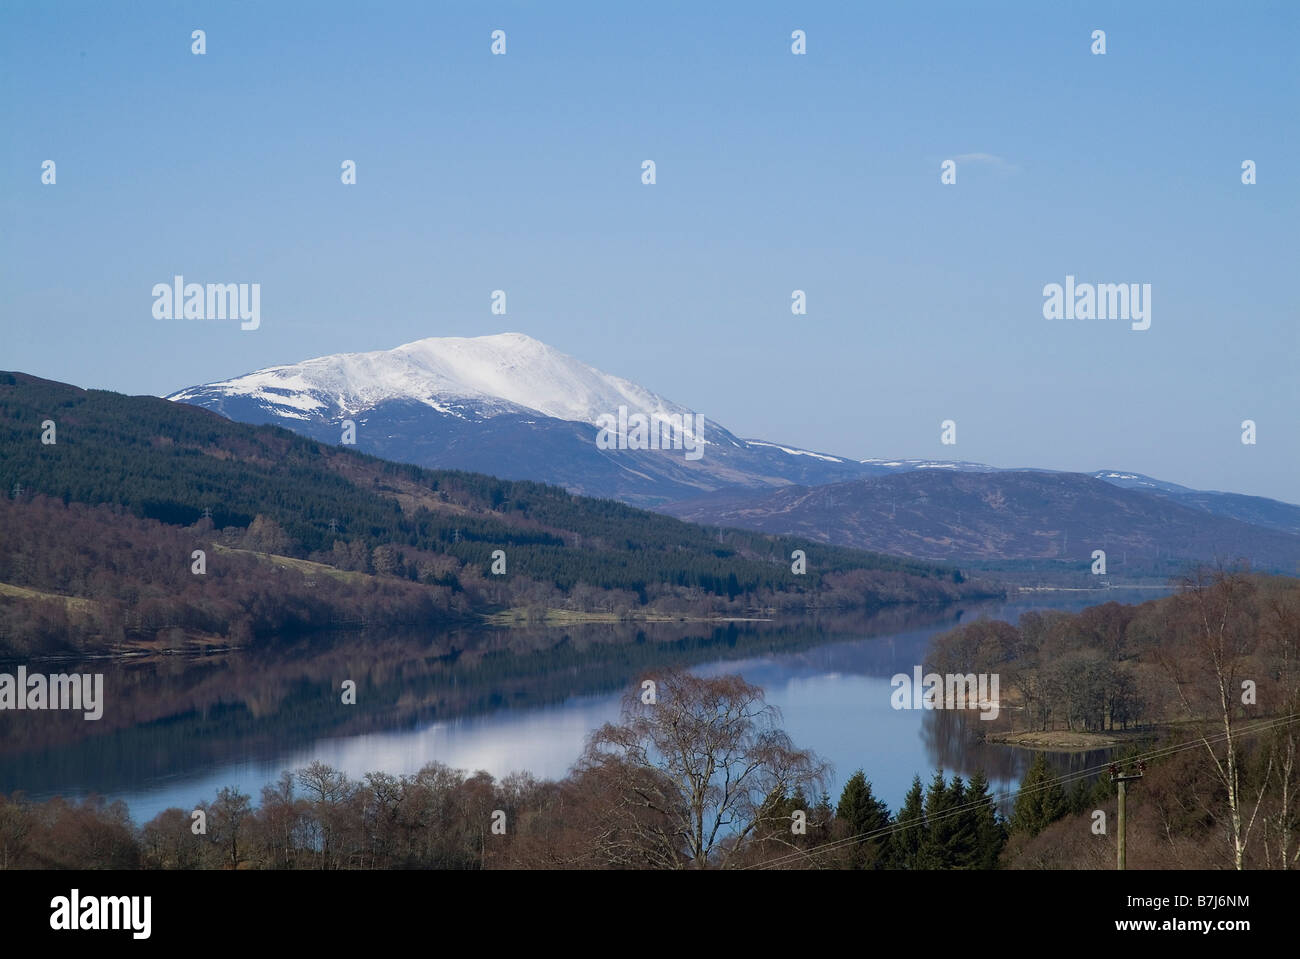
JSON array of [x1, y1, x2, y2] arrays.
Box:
[[166, 334, 1300, 555]]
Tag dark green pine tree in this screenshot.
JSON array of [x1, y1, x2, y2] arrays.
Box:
[[812, 791, 835, 848], [787, 786, 812, 849], [965, 770, 1007, 869], [756, 785, 793, 844], [882, 775, 927, 869], [943, 774, 981, 869], [917, 771, 946, 868], [920, 770, 978, 869], [1068, 776, 1093, 816], [1009, 752, 1068, 837], [835, 770, 891, 869], [1090, 769, 1116, 807]]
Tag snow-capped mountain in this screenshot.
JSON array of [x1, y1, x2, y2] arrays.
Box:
[[166, 333, 870, 505], [168, 332, 698, 430], [167, 333, 1300, 536]]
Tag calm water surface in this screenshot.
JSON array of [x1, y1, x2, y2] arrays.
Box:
[[0, 589, 1165, 821]]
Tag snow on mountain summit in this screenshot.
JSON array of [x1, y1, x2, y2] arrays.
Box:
[[167, 332, 695, 426], [164, 335, 1271, 514]]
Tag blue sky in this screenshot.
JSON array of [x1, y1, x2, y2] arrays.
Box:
[[2, 1, 1296, 501]]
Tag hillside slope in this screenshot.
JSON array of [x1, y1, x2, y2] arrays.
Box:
[[661, 469, 1300, 574], [0, 372, 997, 656]]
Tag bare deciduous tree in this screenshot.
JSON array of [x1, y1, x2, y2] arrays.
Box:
[[1156, 567, 1269, 869], [575, 670, 827, 869], [1260, 585, 1300, 868], [208, 786, 252, 869]]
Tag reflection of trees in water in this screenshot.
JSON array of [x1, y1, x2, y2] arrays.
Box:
[[921, 708, 1115, 813], [916, 588, 1173, 813], [0, 605, 987, 799], [1, 603, 995, 756], [2, 593, 1128, 803]]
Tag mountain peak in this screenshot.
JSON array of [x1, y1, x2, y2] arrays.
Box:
[[167, 332, 689, 426], [164, 337, 1300, 519]]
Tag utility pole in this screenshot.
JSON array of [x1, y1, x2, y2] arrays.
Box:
[[1110, 761, 1146, 870]]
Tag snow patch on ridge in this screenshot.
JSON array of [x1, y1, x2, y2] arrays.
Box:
[[744, 440, 846, 463], [167, 332, 695, 426]]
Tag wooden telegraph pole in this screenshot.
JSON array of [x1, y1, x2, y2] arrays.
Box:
[[1110, 761, 1146, 870]]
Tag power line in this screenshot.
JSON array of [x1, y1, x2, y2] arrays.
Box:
[[749, 714, 1295, 870], [746, 712, 1300, 870], [752, 713, 1300, 870]]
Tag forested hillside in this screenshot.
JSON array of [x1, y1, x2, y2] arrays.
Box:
[[924, 570, 1300, 869], [0, 373, 999, 656]]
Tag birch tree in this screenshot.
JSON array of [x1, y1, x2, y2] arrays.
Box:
[[576, 670, 826, 869]]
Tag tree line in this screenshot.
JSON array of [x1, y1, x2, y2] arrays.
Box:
[[0, 670, 1128, 871], [4, 610, 1296, 871], [928, 568, 1300, 868], [0, 372, 1000, 656]]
